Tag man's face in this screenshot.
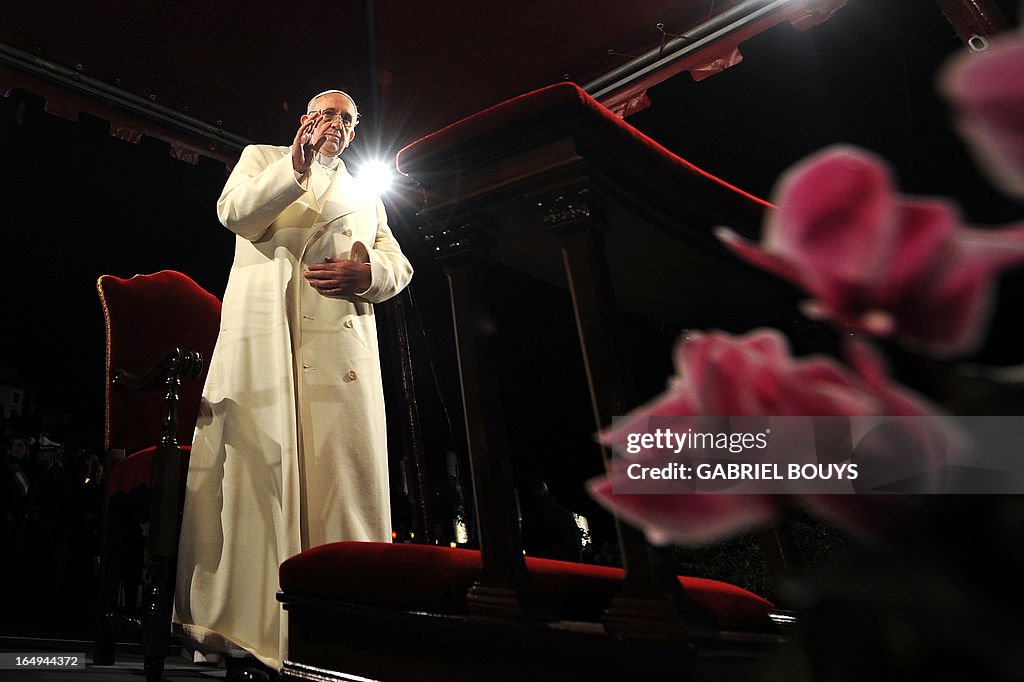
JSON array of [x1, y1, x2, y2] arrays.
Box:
[[302, 92, 357, 158], [9, 439, 28, 460]]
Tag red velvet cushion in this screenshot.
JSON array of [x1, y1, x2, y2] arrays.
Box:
[[280, 541, 775, 631], [395, 82, 771, 214], [99, 271, 221, 455], [106, 445, 191, 498]]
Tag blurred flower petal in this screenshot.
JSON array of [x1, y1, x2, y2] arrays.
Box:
[[844, 339, 940, 417], [719, 147, 1024, 356], [940, 36, 1024, 199], [591, 330, 940, 546], [767, 146, 898, 291]]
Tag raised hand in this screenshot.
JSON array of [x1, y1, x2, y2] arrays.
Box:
[[291, 113, 326, 175]]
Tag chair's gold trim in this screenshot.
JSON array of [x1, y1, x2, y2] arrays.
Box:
[[96, 275, 114, 451]]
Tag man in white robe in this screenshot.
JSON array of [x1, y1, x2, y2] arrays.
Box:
[[173, 90, 413, 678]]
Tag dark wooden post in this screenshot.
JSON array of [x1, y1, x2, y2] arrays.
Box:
[[538, 186, 699, 645], [142, 348, 201, 682], [383, 293, 434, 543], [423, 220, 550, 620]]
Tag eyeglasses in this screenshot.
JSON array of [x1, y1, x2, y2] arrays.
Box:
[[310, 108, 357, 129]]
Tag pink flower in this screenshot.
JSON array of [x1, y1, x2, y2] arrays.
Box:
[[716, 146, 1024, 356], [588, 329, 942, 545], [940, 24, 1024, 199]]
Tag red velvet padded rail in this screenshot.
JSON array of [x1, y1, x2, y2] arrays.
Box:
[[280, 541, 775, 631], [395, 81, 771, 211]]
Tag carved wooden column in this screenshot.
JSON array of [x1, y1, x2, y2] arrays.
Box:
[[382, 293, 434, 543], [421, 219, 550, 620], [537, 187, 701, 645], [141, 348, 202, 682]]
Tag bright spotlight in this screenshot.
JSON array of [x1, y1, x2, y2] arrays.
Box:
[[356, 159, 395, 195]]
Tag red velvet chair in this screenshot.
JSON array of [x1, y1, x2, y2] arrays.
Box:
[[93, 271, 221, 682]]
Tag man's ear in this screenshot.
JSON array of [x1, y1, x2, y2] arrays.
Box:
[[300, 114, 310, 125], [347, 128, 357, 144]]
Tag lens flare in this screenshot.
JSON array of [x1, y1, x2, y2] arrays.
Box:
[[356, 159, 395, 195]]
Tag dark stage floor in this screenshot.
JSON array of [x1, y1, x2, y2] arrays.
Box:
[[0, 637, 224, 681]]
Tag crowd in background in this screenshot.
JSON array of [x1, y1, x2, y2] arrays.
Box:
[[1, 408, 104, 638]]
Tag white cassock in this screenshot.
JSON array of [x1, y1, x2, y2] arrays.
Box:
[[173, 144, 413, 669]]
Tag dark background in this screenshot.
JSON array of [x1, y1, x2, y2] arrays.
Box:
[[1, 0, 1022, 635]]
